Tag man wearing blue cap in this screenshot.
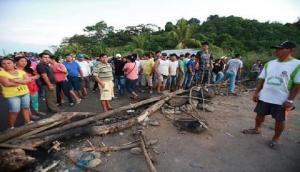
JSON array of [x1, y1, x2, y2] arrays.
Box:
[[243, 41, 300, 149]]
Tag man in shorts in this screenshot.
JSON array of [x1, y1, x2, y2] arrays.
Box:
[[93, 53, 114, 112], [242, 41, 300, 149], [154, 53, 170, 93], [141, 53, 154, 93]]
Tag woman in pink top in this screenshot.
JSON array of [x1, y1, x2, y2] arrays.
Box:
[[49, 56, 80, 106], [123, 55, 139, 99]]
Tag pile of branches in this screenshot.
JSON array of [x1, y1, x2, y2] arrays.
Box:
[[0, 89, 185, 170], [0, 88, 212, 171]]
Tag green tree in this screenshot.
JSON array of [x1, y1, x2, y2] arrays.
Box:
[[169, 19, 200, 49], [84, 21, 114, 40]]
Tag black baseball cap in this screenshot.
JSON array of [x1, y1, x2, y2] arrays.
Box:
[[270, 41, 296, 49]]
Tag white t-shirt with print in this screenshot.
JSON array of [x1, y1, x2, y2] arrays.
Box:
[[258, 58, 300, 105], [169, 61, 179, 76]]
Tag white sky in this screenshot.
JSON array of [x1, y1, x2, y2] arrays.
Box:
[[0, 0, 299, 54]]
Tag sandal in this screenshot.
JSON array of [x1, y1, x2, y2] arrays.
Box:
[[268, 140, 279, 150], [241, 128, 261, 134]]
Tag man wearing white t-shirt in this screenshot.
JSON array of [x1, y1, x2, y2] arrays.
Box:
[[243, 41, 300, 149], [215, 53, 243, 94], [168, 54, 179, 91], [154, 53, 170, 93], [77, 54, 91, 97]]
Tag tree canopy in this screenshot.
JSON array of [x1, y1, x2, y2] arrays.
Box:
[[55, 15, 300, 68]]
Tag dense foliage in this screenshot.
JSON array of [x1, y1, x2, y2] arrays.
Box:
[[54, 15, 300, 70]]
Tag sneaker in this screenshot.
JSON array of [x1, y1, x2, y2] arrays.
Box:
[[26, 121, 34, 125], [69, 102, 75, 107], [76, 99, 82, 104]]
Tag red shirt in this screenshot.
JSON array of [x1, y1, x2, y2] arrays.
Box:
[[26, 73, 38, 96], [51, 63, 67, 82]]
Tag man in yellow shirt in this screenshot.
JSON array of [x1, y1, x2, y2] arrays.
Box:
[[141, 53, 154, 93]]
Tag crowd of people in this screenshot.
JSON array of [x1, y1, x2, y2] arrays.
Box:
[[1, 40, 300, 150], [0, 41, 247, 129]]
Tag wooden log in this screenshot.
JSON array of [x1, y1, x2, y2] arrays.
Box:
[[0, 143, 36, 151], [0, 112, 79, 143], [16, 118, 137, 148], [15, 90, 187, 148], [38, 160, 60, 172], [31, 95, 166, 139], [6, 121, 63, 144], [137, 89, 188, 123], [83, 139, 158, 152], [139, 133, 157, 172]]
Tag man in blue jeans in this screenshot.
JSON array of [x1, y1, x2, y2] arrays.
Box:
[[112, 54, 126, 96], [63, 53, 84, 99], [215, 54, 243, 95], [184, 54, 196, 89]]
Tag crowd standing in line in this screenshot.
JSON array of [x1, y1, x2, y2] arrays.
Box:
[[1, 40, 299, 150]]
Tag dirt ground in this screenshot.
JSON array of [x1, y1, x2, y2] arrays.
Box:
[[1, 88, 300, 172]]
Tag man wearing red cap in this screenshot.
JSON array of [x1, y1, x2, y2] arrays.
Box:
[[243, 41, 300, 149]]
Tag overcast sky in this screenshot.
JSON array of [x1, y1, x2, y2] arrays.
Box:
[[0, 0, 299, 55]]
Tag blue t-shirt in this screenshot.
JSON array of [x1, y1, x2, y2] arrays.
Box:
[[186, 60, 195, 73], [63, 61, 81, 77]]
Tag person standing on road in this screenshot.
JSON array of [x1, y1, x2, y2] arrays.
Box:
[[154, 53, 170, 93], [37, 52, 60, 113], [93, 53, 114, 112], [0, 57, 33, 128], [251, 60, 263, 80], [215, 54, 243, 95], [168, 54, 179, 91], [63, 53, 84, 99], [113, 54, 126, 96], [49, 56, 80, 106], [196, 41, 214, 84], [176, 54, 186, 89], [242, 41, 300, 149], [76, 53, 91, 97], [141, 53, 155, 93], [123, 55, 139, 99], [15, 55, 45, 119], [184, 54, 196, 89]]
